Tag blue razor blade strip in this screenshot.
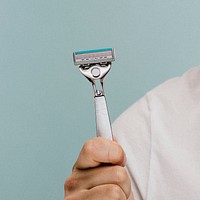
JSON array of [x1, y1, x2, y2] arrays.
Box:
[[75, 48, 112, 55]]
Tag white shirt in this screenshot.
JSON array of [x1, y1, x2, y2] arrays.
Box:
[[113, 66, 200, 200]]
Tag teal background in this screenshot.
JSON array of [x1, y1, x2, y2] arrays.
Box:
[[1, 0, 200, 199]]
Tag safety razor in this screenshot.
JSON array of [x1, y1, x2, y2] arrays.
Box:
[[73, 48, 115, 140]]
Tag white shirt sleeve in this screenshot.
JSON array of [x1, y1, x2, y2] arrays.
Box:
[[112, 65, 200, 200], [112, 95, 151, 200]]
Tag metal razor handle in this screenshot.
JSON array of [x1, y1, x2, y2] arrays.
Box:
[[94, 95, 113, 140], [73, 48, 115, 140]]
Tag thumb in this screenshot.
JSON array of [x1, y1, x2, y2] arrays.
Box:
[[74, 137, 126, 170]]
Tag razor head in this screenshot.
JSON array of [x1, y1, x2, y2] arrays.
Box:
[[73, 48, 115, 66]]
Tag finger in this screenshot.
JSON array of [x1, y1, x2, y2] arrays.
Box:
[[74, 137, 126, 170], [69, 165, 131, 199], [128, 191, 134, 200], [65, 184, 127, 200]]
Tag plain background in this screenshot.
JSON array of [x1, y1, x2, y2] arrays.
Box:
[[1, 0, 200, 199]]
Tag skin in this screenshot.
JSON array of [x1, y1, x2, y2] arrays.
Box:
[[64, 137, 134, 200]]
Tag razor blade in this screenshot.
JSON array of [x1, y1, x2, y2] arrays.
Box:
[[73, 48, 115, 66], [73, 48, 115, 140]]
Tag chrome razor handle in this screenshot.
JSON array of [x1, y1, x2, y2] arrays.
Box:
[[94, 95, 113, 140], [73, 48, 115, 140]]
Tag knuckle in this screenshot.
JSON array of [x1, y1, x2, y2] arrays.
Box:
[[64, 195, 78, 200], [64, 175, 78, 192], [108, 184, 125, 200], [82, 139, 95, 155], [64, 196, 74, 200], [113, 166, 128, 184]]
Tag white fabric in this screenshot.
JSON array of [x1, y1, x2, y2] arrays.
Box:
[[113, 66, 200, 200]]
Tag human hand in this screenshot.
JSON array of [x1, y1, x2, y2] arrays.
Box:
[[64, 137, 134, 200]]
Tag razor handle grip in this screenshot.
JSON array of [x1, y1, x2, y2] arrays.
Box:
[[94, 95, 113, 140]]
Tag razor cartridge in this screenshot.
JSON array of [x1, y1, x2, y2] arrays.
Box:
[[73, 48, 115, 66], [73, 48, 115, 140]]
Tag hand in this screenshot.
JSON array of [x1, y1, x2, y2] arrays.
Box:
[[64, 137, 134, 200]]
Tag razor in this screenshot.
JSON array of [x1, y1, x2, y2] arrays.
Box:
[[73, 48, 115, 140]]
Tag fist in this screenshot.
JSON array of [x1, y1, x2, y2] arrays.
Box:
[[64, 137, 134, 200]]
